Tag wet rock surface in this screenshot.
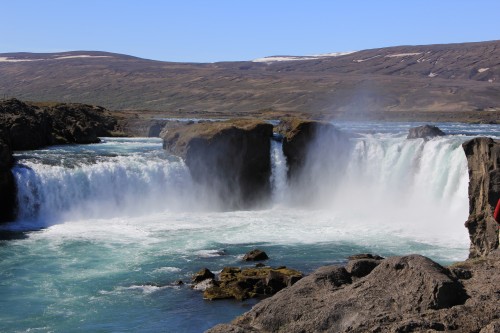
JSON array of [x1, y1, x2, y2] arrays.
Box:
[[242, 249, 269, 262], [462, 137, 500, 257], [207, 253, 500, 333], [276, 118, 347, 180], [407, 124, 446, 139], [196, 266, 303, 301], [162, 119, 273, 209], [0, 137, 16, 222]]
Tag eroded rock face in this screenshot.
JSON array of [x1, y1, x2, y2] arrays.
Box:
[[407, 124, 445, 139], [46, 103, 118, 144], [0, 99, 51, 150], [162, 119, 273, 209], [462, 137, 500, 257], [207, 255, 488, 333], [0, 98, 118, 150], [276, 118, 347, 180], [0, 137, 16, 222]]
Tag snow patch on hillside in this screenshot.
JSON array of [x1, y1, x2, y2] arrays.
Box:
[[0, 55, 113, 62], [54, 55, 112, 60], [0, 57, 41, 62], [385, 52, 422, 58], [253, 51, 356, 63]]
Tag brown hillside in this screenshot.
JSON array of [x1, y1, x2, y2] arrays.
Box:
[[1, 42, 499, 120]]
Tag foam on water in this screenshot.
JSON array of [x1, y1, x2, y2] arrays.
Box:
[[1, 123, 498, 332]]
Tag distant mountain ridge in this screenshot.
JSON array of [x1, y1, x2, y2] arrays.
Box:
[[1, 40, 499, 115]]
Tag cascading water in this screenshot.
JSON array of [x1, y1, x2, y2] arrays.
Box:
[[11, 138, 195, 228], [269, 138, 289, 203], [2, 122, 495, 333]]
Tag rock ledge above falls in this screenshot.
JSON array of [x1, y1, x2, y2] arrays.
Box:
[[161, 119, 274, 209]]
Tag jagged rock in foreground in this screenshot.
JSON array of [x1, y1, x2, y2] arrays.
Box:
[[0, 98, 119, 150], [407, 124, 446, 139], [462, 137, 500, 257], [162, 119, 273, 209], [0, 136, 16, 222], [208, 253, 500, 333], [276, 118, 347, 180]]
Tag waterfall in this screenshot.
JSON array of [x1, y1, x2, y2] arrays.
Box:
[[11, 135, 470, 243], [12, 148, 194, 225], [269, 139, 288, 204], [283, 132, 470, 244]]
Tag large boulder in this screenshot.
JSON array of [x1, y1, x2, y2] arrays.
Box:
[[407, 124, 446, 139], [0, 136, 16, 222], [207, 255, 482, 333], [162, 119, 273, 209], [462, 137, 500, 257]]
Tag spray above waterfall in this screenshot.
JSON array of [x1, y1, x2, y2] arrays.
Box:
[[7, 123, 476, 248]]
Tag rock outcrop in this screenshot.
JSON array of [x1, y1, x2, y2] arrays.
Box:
[[162, 119, 273, 209], [276, 118, 347, 180], [0, 98, 118, 150], [208, 253, 500, 333], [407, 124, 446, 139], [194, 266, 302, 301], [0, 98, 120, 222], [45, 103, 118, 144], [0, 135, 16, 222], [462, 137, 500, 257]]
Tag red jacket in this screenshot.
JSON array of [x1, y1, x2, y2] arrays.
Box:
[[495, 199, 500, 224]]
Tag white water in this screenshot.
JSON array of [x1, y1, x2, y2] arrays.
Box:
[[9, 133, 470, 249], [2, 124, 491, 333]]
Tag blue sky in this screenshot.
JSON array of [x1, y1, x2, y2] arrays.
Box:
[[2, 0, 500, 62]]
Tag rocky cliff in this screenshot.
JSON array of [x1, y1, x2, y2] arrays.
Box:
[[162, 119, 273, 209], [208, 252, 500, 333], [462, 137, 500, 258], [276, 118, 348, 181], [0, 98, 119, 150], [0, 98, 120, 222], [0, 134, 15, 222]]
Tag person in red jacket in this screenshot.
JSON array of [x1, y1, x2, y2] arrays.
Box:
[[495, 198, 500, 224]]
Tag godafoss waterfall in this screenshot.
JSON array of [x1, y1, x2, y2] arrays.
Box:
[[1, 121, 499, 332]]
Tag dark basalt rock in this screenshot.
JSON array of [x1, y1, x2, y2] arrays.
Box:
[[0, 98, 118, 150], [276, 118, 347, 180], [407, 124, 445, 139], [462, 137, 500, 257], [0, 137, 16, 222], [242, 249, 269, 261], [162, 119, 273, 209], [46, 103, 118, 144], [202, 266, 303, 301], [0, 99, 51, 150]]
